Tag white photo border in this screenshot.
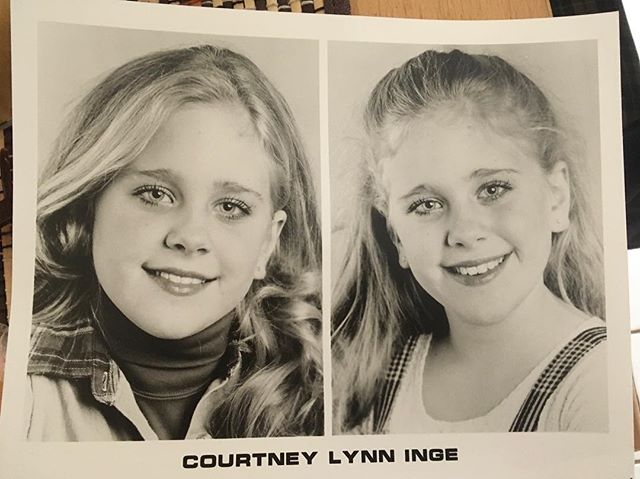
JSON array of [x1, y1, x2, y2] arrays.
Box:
[[2, 1, 632, 478]]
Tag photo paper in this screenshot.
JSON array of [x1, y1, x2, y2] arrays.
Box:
[[0, 1, 633, 478]]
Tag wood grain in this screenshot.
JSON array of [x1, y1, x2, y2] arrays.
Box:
[[0, 0, 11, 124], [351, 0, 552, 20]]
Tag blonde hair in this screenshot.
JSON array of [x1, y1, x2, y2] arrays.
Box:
[[332, 49, 604, 433], [33, 45, 322, 437]]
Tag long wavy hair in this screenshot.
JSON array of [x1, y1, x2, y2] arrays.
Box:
[[33, 44, 322, 437], [332, 49, 604, 433]]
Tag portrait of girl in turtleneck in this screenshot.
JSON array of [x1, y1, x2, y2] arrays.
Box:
[[27, 43, 322, 440]]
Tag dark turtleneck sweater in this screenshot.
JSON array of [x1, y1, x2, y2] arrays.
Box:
[[94, 298, 234, 439]]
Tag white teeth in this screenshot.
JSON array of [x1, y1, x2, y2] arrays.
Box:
[[157, 271, 205, 285], [455, 256, 504, 276]]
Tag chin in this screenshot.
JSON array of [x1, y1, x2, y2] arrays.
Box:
[[132, 318, 203, 340], [150, 329, 193, 340], [467, 315, 508, 327], [448, 306, 511, 327]]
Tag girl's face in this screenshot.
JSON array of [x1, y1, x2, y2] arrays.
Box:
[[92, 102, 286, 339], [383, 110, 570, 326]]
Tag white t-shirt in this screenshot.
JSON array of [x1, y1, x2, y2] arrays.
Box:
[[387, 318, 608, 433]]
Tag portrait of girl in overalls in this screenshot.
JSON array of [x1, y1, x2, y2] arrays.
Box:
[[27, 44, 322, 440], [332, 47, 606, 434]]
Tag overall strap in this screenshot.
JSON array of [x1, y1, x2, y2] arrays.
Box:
[[509, 326, 606, 432], [373, 335, 420, 433]]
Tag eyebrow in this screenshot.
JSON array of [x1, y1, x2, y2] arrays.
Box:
[[125, 167, 175, 183], [211, 180, 264, 200], [397, 168, 520, 201], [469, 168, 519, 179], [398, 185, 433, 202], [125, 168, 264, 200]]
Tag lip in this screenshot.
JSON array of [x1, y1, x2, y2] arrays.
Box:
[[142, 265, 216, 297], [442, 252, 511, 287]]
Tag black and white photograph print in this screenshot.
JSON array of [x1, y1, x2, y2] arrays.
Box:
[[4, 3, 634, 479], [330, 41, 608, 435], [27, 23, 323, 441]]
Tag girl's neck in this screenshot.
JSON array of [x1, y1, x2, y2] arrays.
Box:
[[421, 283, 589, 422], [442, 282, 587, 363], [95, 296, 234, 397], [94, 295, 235, 438]]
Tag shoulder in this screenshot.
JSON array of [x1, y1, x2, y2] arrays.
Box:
[[387, 334, 430, 381], [392, 334, 431, 400], [28, 317, 103, 378], [374, 334, 431, 433], [541, 322, 608, 432], [25, 370, 135, 441], [25, 373, 93, 440]]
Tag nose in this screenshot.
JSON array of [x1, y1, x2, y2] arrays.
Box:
[[164, 208, 212, 255], [445, 206, 487, 248]]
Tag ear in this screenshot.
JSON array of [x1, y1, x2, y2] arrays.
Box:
[[254, 210, 287, 280], [397, 243, 409, 269], [546, 161, 571, 233], [388, 226, 409, 269]]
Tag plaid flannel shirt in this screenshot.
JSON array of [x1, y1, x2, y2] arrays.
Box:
[[25, 316, 241, 440]]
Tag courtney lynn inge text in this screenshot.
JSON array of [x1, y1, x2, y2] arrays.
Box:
[[182, 448, 460, 469]]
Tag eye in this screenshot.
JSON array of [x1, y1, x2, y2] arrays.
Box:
[[478, 181, 512, 202], [214, 198, 252, 220], [134, 185, 174, 206], [407, 198, 444, 216]]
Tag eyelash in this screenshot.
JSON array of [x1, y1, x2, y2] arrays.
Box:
[[134, 186, 252, 220], [407, 198, 444, 216], [477, 180, 512, 202], [406, 180, 513, 215], [214, 197, 252, 220], [134, 184, 174, 206]]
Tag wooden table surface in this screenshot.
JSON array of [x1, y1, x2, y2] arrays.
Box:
[[0, 0, 552, 124], [350, 0, 551, 20], [0, 0, 10, 124]]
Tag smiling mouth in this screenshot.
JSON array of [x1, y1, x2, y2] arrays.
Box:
[[143, 266, 216, 296], [453, 256, 506, 276], [154, 271, 208, 285], [443, 253, 511, 286]]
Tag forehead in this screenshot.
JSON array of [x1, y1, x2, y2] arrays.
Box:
[[130, 101, 274, 193], [381, 110, 540, 192]]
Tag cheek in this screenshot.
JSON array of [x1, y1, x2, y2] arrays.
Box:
[[495, 194, 553, 243], [93, 194, 124, 265], [218, 220, 273, 276], [92, 195, 162, 264], [392, 216, 443, 267], [492, 199, 554, 272]]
